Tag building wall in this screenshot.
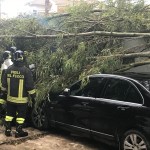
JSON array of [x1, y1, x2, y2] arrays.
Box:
[[54, 0, 95, 12], [55, 0, 84, 5], [28, 0, 53, 15], [28, 0, 99, 14]]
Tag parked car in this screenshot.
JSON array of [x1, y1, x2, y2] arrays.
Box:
[[31, 74, 150, 150]]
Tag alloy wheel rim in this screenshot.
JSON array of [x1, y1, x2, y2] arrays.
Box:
[[124, 134, 147, 150], [32, 107, 46, 128]]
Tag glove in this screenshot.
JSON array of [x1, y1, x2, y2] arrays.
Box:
[[0, 103, 4, 110], [0, 102, 6, 117], [32, 98, 35, 107], [0, 90, 7, 101], [0, 90, 7, 111], [29, 93, 36, 107]]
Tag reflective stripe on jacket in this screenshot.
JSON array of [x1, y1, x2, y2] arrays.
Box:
[[2, 64, 35, 104]]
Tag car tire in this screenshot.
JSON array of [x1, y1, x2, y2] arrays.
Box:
[[31, 101, 49, 130], [121, 130, 150, 150]]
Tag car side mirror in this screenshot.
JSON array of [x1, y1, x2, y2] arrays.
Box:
[[63, 88, 70, 96]]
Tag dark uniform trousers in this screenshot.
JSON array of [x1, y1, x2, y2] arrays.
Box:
[[5, 102, 28, 124]]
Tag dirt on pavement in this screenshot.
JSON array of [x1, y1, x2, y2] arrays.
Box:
[[0, 126, 114, 150]]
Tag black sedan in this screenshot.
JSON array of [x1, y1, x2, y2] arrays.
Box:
[[31, 74, 150, 150]]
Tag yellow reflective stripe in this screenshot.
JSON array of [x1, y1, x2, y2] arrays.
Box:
[[16, 118, 25, 124], [7, 96, 28, 103], [5, 115, 14, 121], [7, 78, 10, 95], [18, 79, 23, 98], [28, 89, 36, 95], [0, 99, 6, 104]]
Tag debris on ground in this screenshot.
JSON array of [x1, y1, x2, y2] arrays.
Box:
[[0, 126, 112, 150]]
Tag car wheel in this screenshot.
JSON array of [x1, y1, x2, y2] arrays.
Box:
[[121, 130, 150, 150], [31, 101, 49, 130]]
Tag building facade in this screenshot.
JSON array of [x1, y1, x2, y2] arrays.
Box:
[[27, 0, 98, 15]]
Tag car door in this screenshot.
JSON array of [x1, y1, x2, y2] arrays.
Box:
[[90, 77, 144, 142], [51, 77, 107, 136]]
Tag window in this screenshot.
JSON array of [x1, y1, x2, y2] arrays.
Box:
[[126, 86, 143, 104], [70, 81, 82, 96], [103, 78, 143, 104], [70, 77, 106, 98], [103, 78, 130, 101]]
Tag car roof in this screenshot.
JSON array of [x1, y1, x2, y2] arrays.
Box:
[[115, 72, 150, 80], [90, 73, 148, 85], [89, 73, 137, 81], [89, 73, 150, 93]]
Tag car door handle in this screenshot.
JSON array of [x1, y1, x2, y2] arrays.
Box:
[[117, 106, 130, 111], [81, 102, 89, 106], [50, 107, 54, 109]]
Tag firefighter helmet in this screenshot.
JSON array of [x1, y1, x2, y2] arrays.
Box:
[[9, 46, 17, 53], [14, 50, 24, 62], [2, 51, 11, 60]]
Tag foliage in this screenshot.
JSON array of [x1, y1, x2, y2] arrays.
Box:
[[0, 0, 150, 102]]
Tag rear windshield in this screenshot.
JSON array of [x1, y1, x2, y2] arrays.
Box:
[[131, 79, 150, 106], [138, 80, 150, 91]]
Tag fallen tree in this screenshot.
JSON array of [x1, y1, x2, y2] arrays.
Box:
[[0, 0, 150, 102], [0, 31, 150, 39], [89, 51, 150, 60]]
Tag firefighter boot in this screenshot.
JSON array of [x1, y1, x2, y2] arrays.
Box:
[[15, 124, 28, 138], [5, 121, 12, 137]]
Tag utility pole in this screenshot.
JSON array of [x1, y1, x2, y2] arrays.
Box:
[[0, 0, 1, 19], [72, 0, 75, 6], [0, 0, 4, 19], [45, 0, 52, 16]]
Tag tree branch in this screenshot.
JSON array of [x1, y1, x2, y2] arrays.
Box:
[[90, 51, 150, 60], [114, 60, 150, 72], [1, 31, 150, 39], [46, 10, 106, 20]]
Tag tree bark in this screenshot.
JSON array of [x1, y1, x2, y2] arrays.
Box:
[[115, 60, 150, 72], [89, 51, 150, 60], [1, 31, 150, 39]]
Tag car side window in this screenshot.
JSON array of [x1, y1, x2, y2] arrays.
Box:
[[81, 77, 105, 98], [70, 77, 105, 98], [103, 78, 143, 104], [103, 78, 130, 101], [70, 81, 82, 96], [125, 86, 143, 104]]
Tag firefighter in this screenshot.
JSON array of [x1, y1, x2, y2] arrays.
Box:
[[1, 50, 36, 138], [9, 46, 17, 62], [9, 46, 17, 53], [1, 50, 13, 73], [0, 51, 13, 108]]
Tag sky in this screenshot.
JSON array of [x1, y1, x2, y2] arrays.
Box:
[[1, 0, 31, 18], [1, 0, 57, 18], [1, 0, 150, 18]]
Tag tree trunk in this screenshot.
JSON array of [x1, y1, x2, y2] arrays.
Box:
[[115, 61, 150, 72], [1, 31, 150, 39], [89, 51, 150, 60]]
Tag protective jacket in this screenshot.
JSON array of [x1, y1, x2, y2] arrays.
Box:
[[2, 63, 35, 104], [0, 58, 13, 104], [1, 58, 13, 84], [1, 59, 13, 71]]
